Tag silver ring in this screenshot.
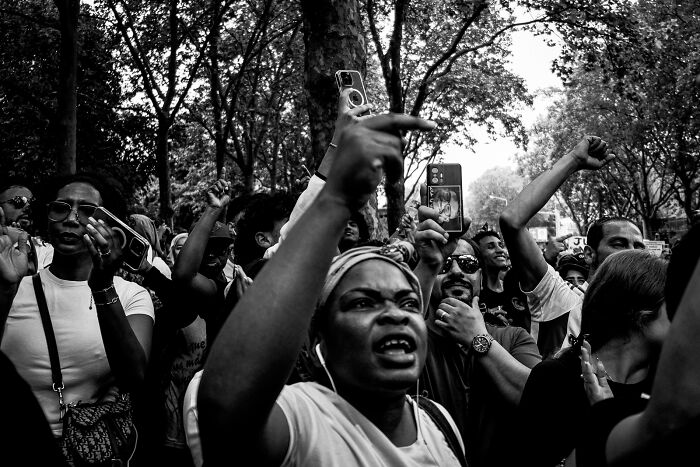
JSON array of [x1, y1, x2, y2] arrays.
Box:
[[100, 249, 111, 257], [439, 310, 448, 320]]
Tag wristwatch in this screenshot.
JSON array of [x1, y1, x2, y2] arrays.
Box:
[[471, 334, 494, 355]]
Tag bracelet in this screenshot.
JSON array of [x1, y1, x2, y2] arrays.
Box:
[[91, 284, 116, 295], [94, 295, 119, 307], [91, 284, 118, 306], [314, 171, 327, 181], [329, 142, 338, 149]]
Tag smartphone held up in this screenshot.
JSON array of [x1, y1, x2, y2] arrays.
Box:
[[335, 70, 371, 116], [92, 207, 149, 272], [426, 163, 463, 233]]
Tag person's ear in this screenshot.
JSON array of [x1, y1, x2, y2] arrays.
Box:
[[584, 245, 595, 267], [511, 297, 526, 312], [307, 338, 328, 374], [255, 231, 272, 248]]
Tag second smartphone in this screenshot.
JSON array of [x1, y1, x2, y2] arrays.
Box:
[[426, 163, 463, 233]]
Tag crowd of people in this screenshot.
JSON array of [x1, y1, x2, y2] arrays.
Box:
[[0, 88, 699, 467]]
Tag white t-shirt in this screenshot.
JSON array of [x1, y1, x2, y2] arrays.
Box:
[[264, 174, 325, 259], [524, 264, 587, 350], [12, 237, 53, 270], [183, 370, 204, 467], [1, 268, 154, 435], [184, 377, 463, 467], [34, 239, 54, 270], [152, 255, 172, 279]]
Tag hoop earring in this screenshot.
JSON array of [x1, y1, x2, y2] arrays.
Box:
[[315, 343, 337, 394]]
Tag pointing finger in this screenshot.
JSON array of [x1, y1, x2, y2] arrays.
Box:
[[361, 113, 437, 133], [555, 233, 574, 242]]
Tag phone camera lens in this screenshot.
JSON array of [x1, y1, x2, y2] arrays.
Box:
[[130, 239, 145, 255], [432, 177, 439, 184], [348, 89, 364, 107], [341, 72, 353, 86], [431, 168, 439, 173]]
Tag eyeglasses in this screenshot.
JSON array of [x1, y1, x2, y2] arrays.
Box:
[[0, 196, 34, 209], [47, 201, 98, 223], [440, 254, 480, 275]]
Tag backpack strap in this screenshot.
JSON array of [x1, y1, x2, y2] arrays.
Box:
[[415, 395, 468, 467]]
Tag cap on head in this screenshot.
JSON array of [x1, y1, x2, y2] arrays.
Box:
[[208, 221, 234, 245], [557, 252, 589, 277]]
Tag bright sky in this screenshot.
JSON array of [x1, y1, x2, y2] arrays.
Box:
[[421, 21, 564, 191]]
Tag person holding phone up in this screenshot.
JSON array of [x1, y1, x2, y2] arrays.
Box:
[[0, 174, 153, 446]]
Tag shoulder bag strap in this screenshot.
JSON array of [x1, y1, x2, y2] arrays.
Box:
[[32, 274, 66, 418], [415, 395, 469, 467]]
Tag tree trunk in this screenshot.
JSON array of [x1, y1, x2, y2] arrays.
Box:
[[156, 119, 173, 227], [300, 0, 385, 238], [300, 0, 365, 169], [54, 0, 79, 176], [385, 175, 405, 235]]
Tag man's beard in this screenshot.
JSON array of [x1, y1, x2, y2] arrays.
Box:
[[440, 278, 473, 303]]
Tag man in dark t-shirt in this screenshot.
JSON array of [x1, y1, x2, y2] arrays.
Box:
[[420, 237, 541, 467], [472, 227, 510, 321]]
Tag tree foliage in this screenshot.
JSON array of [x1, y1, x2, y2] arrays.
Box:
[[465, 166, 524, 234], [0, 0, 153, 196], [518, 0, 700, 236], [2, 0, 697, 237], [364, 0, 537, 231]]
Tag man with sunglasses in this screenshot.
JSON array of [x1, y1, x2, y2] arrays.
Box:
[[0, 179, 54, 272], [415, 217, 541, 467]]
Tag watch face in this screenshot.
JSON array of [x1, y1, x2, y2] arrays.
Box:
[[473, 335, 491, 354]]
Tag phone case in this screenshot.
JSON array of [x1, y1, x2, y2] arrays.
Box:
[[426, 163, 463, 233], [92, 207, 149, 272], [335, 70, 371, 115]]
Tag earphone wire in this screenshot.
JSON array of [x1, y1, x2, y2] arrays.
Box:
[[315, 343, 338, 393]]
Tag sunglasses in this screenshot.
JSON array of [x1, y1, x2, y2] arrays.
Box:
[[205, 242, 233, 256], [440, 254, 480, 275], [47, 201, 98, 223], [0, 196, 34, 209]]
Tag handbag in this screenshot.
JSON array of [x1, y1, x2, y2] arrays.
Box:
[[33, 274, 138, 467]]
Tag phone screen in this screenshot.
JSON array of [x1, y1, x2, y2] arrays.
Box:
[[427, 163, 463, 233]]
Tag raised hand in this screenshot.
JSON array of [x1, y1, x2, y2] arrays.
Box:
[[581, 340, 614, 405], [83, 217, 123, 289], [0, 226, 29, 286], [414, 205, 450, 269], [332, 88, 374, 145], [206, 179, 231, 210], [414, 185, 472, 271], [325, 114, 436, 211], [567, 135, 616, 170], [544, 233, 573, 265], [434, 296, 487, 346], [231, 265, 253, 302]]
